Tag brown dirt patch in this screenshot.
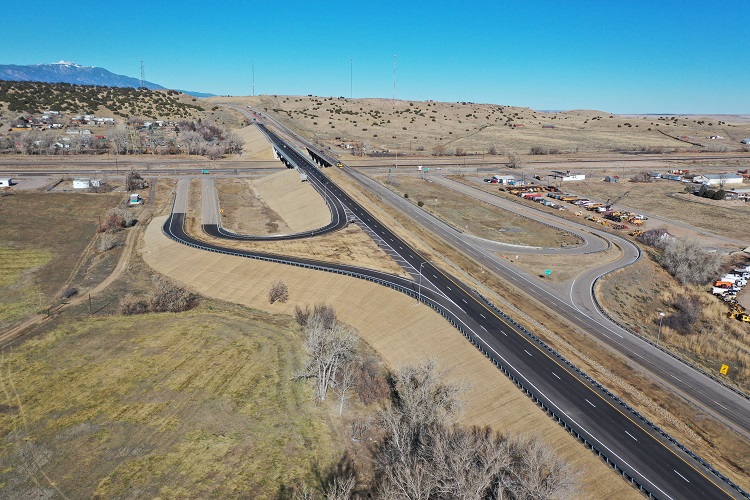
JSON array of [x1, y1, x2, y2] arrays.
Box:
[[216, 177, 293, 235]]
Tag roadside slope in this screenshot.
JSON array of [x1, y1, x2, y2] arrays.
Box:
[[141, 216, 638, 499]]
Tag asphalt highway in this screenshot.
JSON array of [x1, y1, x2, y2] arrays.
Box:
[[163, 121, 746, 499], [352, 172, 750, 440]]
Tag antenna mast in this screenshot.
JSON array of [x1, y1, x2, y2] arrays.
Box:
[[252, 61, 255, 96], [140, 61, 145, 89], [393, 54, 397, 100]]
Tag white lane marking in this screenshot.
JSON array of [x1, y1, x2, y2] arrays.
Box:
[[480, 325, 487, 331], [585, 399, 596, 408], [462, 298, 467, 303], [502, 331, 508, 336], [552, 372, 561, 380], [670, 374, 683, 382], [447, 286, 451, 290], [673, 470, 690, 483], [479, 313, 486, 319], [524, 350, 532, 356], [433, 274, 438, 278], [625, 431, 638, 441], [712, 400, 728, 410]]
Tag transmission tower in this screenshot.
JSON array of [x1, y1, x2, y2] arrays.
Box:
[[140, 61, 145, 89]]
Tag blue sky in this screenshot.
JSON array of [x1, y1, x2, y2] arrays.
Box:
[[4, 0, 749, 113]]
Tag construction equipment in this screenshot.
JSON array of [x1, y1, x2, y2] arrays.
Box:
[[604, 190, 630, 210], [629, 229, 643, 237]]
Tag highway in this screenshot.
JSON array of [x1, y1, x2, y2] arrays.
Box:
[[163, 121, 746, 499], [344, 170, 750, 440]]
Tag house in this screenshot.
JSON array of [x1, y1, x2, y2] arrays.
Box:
[[692, 174, 744, 186], [741, 138, 750, 145], [0, 178, 12, 187], [129, 193, 142, 205], [724, 188, 750, 201], [73, 178, 91, 189], [604, 176, 620, 183]]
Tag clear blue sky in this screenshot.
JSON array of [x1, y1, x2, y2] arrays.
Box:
[[4, 0, 749, 113]]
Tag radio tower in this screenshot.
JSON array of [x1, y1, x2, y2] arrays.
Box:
[[393, 54, 397, 100], [140, 61, 145, 89]]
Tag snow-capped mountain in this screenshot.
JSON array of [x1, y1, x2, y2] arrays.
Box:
[[0, 62, 213, 97]]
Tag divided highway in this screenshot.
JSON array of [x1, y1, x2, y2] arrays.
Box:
[[163, 123, 747, 499]]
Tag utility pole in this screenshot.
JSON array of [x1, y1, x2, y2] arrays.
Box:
[[350, 59, 353, 99], [252, 61, 255, 96], [393, 54, 397, 100], [140, 61, 145, 89]]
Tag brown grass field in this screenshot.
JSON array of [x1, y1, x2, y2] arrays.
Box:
[[372, 174, 583, 248], [0, 192, 125, 330]]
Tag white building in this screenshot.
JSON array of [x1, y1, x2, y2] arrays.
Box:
[[72, 178, 90, 189], [693, 174, 744, 186], [492, 175, 515, 184], [0, 178, 12, 187]]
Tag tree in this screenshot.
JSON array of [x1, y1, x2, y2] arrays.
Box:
[[301, 306, 357, 401], [268, 280, 289, 304], [126, 170, 147, 191], [656, 237, 721, 285], [507, 154, 520, 168]]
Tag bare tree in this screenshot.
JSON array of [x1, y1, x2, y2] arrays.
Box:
[[126, 170, 148, 191], [502, 434, 576, 499], [268, 280, 289, 304], [656, 237, 721, 285], [107, 129, 130, 155], [302, 309, 357, 401], [334, 364, 356, 416], [507, 154, 520, 168]]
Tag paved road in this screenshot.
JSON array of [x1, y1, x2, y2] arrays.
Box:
[[343, 167, 750, 442], [164, 121, 746, 499]]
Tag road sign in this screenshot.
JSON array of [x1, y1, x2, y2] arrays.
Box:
[[544, 269, 552, 275], [720, 364, 730, 375]]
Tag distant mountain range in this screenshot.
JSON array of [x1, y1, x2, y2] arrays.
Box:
[[0, 61, 214, 98]]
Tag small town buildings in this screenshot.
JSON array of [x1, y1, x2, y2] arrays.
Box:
[[692, 174, 744, 186]]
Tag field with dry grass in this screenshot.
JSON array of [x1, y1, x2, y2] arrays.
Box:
[[211, 95, 750, 158], [0, 192, 124, 330], [372, 174, 583, 248], [0, 300, 343, 498]]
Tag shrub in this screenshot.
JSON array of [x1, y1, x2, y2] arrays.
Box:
[[663, 294, 703, 334], [656, 238, 721, 285], [630, 171, 652, 183], [268, 280, 289, 304], [417, 201, 424, 207], [97, 233, 118, 252]]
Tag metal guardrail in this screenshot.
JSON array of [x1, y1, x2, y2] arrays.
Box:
[[473, 291, 749, 499], [161, 215, 750, 499]]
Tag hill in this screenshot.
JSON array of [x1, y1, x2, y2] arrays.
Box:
[[210, 95, 750, 156], [0, 80, 206, 120], [0, 61, 213, 97]]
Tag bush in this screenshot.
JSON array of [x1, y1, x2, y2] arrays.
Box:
[[663, 294, 703, 335], [417, 201, 424, 207], [119, 277, 198, 315], [630, 171, 652, 183], [268, 280, 289, 304], [97, 233, 118, 252]]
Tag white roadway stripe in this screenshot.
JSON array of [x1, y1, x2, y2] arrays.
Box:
[[712, 400, 728, 410], [674, 470, 690, 483], [480, 325, 487, 331], [524, 350, 532, 356], [625, 431, 638, 441], [480, 313, 486, 319], [585, 399, 596, 408], [552, 372, 561, 380]]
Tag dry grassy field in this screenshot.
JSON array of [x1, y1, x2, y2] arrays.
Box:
[[372, 174, 583, 248], [0, 192, 124, 330], [211, 95, 750, 158], [0, 300, 342, 498]]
